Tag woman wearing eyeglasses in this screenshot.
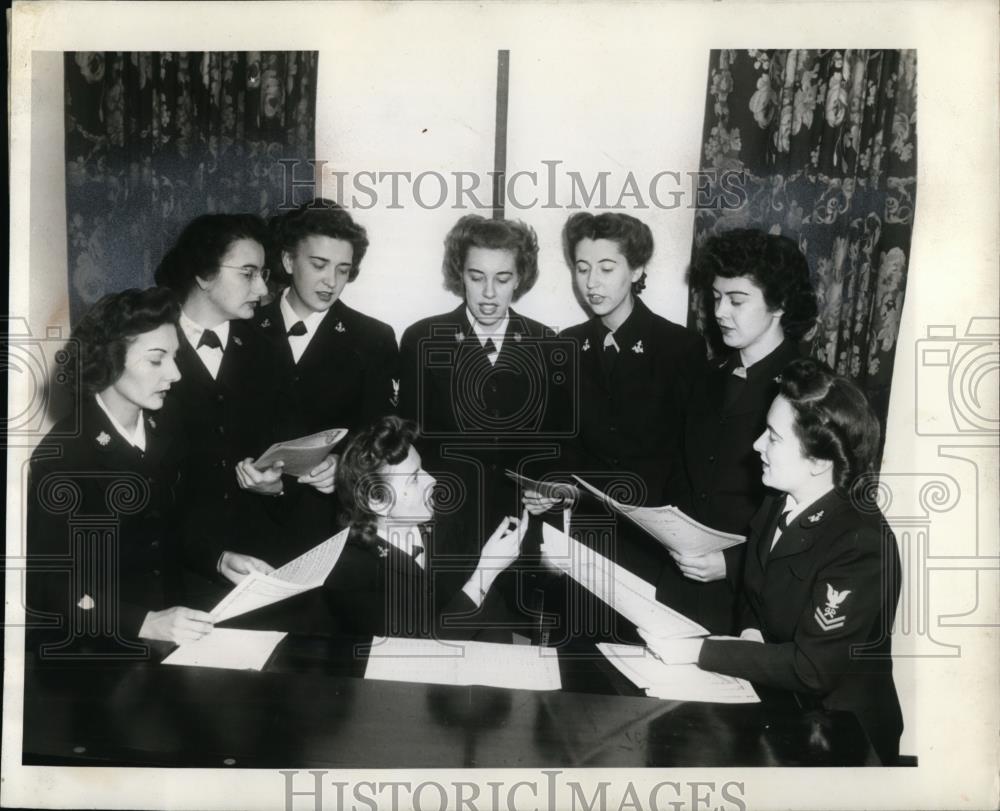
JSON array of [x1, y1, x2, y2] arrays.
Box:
[[154, 213, 302, 607]]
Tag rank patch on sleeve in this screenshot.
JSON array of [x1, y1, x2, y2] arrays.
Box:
[[814, 583, 851, 631]]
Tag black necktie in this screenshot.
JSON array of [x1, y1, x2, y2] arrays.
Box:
[[288, 321, 307, 337], [600, 330, 618, 376], [483, 337, 497, 356], [197, 329, 222, 350], [777, 511, 791, 532]]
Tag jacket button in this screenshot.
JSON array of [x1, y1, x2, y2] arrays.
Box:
[[153, 569, 161, 577], [609, 426, 617, 433], [220, 459, 227, 468], [223, 493, 230, 501], [151, 540, 160, 549], [217, 426, 225, 435], [708, 455, 716, 463], [217, 394, 224, 403], [611, 458, 620, 466], [700, 492, 708, 500]]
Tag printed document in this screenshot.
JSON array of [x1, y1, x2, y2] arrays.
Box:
[[163, 629, 287, 671], [254, 427, 348, 476]]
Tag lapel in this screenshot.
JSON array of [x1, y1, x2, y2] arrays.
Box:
[[216, 320, 250, 391], [767, 489, 850, 563], [754, 496, 785, 569], [729, 340, 801, 418], [256, 298, 296, 368], [84, 397, 147, 472], [581, 316, 611, 393], [175, 327, 217, 392], [372, 533, 427, 581], [298, 300, 349, 370], [493, 309, 528, 365], [453, 306, 492, 375]]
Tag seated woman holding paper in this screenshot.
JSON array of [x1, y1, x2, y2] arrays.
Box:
[[638, 359, 903, 765], [26, 288, 215, 654], [154, 214, 310, 605], [324, 416, 527, 640], [654, 229, 818, 633]]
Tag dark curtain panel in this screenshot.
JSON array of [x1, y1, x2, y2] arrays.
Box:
[[689, 49, 917, 434], [64, 51, 319, 322]]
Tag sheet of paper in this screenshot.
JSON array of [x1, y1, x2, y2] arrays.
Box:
[[541, 522, 707, 639], [573, 476, 746, 556], [364, 636, 562, 691], [210, 530, 348, 623], [254, 427, 348, 476], [597, 643, 759, 704], [504, 469, 581, 502], [162, 629, 287, 671]]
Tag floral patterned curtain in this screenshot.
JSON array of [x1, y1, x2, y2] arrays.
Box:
[[64, 51, 319, 322], [690, 49, 917, 435]]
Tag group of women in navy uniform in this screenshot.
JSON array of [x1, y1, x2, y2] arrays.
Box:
[[26, 201, 903, 763]]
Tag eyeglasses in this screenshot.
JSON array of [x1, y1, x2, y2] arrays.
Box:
[[220, 264, 271, 284]]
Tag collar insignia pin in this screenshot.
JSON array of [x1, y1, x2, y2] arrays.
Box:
[[513, 332, 522, 342], [632, 340, 644, 354], [390, 379, 400, 407], [582, 338, 590, 352], [233, 336, 242, 347], [377, 546, 388, 558], [807, 510, 824, 523], [335, 321, 346, 333], [456, 330, 465, 343], [260, 318, 270, 329], [96, 431, 111, 447], [147, 416, 156, 429]]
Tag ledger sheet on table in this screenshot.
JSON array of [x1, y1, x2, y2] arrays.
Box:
[[364, 637, 562, 691]]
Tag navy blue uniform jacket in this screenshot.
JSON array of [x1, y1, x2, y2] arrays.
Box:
[[698, 489, 903, 764]]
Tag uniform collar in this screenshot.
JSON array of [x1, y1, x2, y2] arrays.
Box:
[[179, 309, 230, 350], [94, 392, 146, 451], [466, 307, 510, 353], [279, 287, 332, 335], [592, 296, 651, 348], [724, 338, 800, 382]]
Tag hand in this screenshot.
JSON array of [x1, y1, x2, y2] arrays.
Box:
[[235, 458, 284, 495], [636, 629, 704, 664], [478, 509, 528, 577], [218, 551, 275, 585], [297, 453, 338, 494], [523, 488, 564, 516], [671, 550, 726, 583], [138, 606, 214, 645]]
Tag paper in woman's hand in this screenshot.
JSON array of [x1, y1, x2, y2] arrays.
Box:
[[504, 469, 580, 502], [253, 427, 348, 477]]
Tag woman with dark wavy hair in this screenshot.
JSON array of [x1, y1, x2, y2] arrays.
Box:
[[528, 213, 705, 582], [639, 359, 903, 765], [27, 288, 214, 652], [654, 228, 819, 633], [323, 416, 526, 640]]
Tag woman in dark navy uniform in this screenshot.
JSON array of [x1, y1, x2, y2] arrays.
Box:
[[655, 229, 818, 633], [256, 199, 399, 552], [324, 416, 526, 641], [27, 288, 214, 655], [399, 215, 567, 541], [640, 359, 903, 765], [154, 214, 302, 606], [531, 213, 705, 583]]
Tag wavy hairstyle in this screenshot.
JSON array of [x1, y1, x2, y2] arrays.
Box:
[[154, 213, 268, 297], [690, 228, 818, 340], [268, 198, 369, 284], [441, 215, 539, 301], [336, 416, 422, 545], [777, 358, 881, 494], [71, 286, 180, 397], [561, 212, 654, 296]]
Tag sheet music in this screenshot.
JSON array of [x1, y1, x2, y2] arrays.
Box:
[[210, 530, 348, 623], [254, 427, 348, 476], [503, 469, 581, 502], [597, 643, 759, 704], [541, 522, 707, 638], [162, 629, 287, 671], [364, 637, 562, 691], [573, 475, 746, 556]]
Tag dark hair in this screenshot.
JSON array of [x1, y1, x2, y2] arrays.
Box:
[[777, 358, 880, 494], [268, 198, 369, 284], [561, 212, 654, 296], [441, 215, 539, 301], [336, 416, 422, 545], [71, 287, 180, 397], [154, 213, 268, 297], [691, 228, 818, 340]]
